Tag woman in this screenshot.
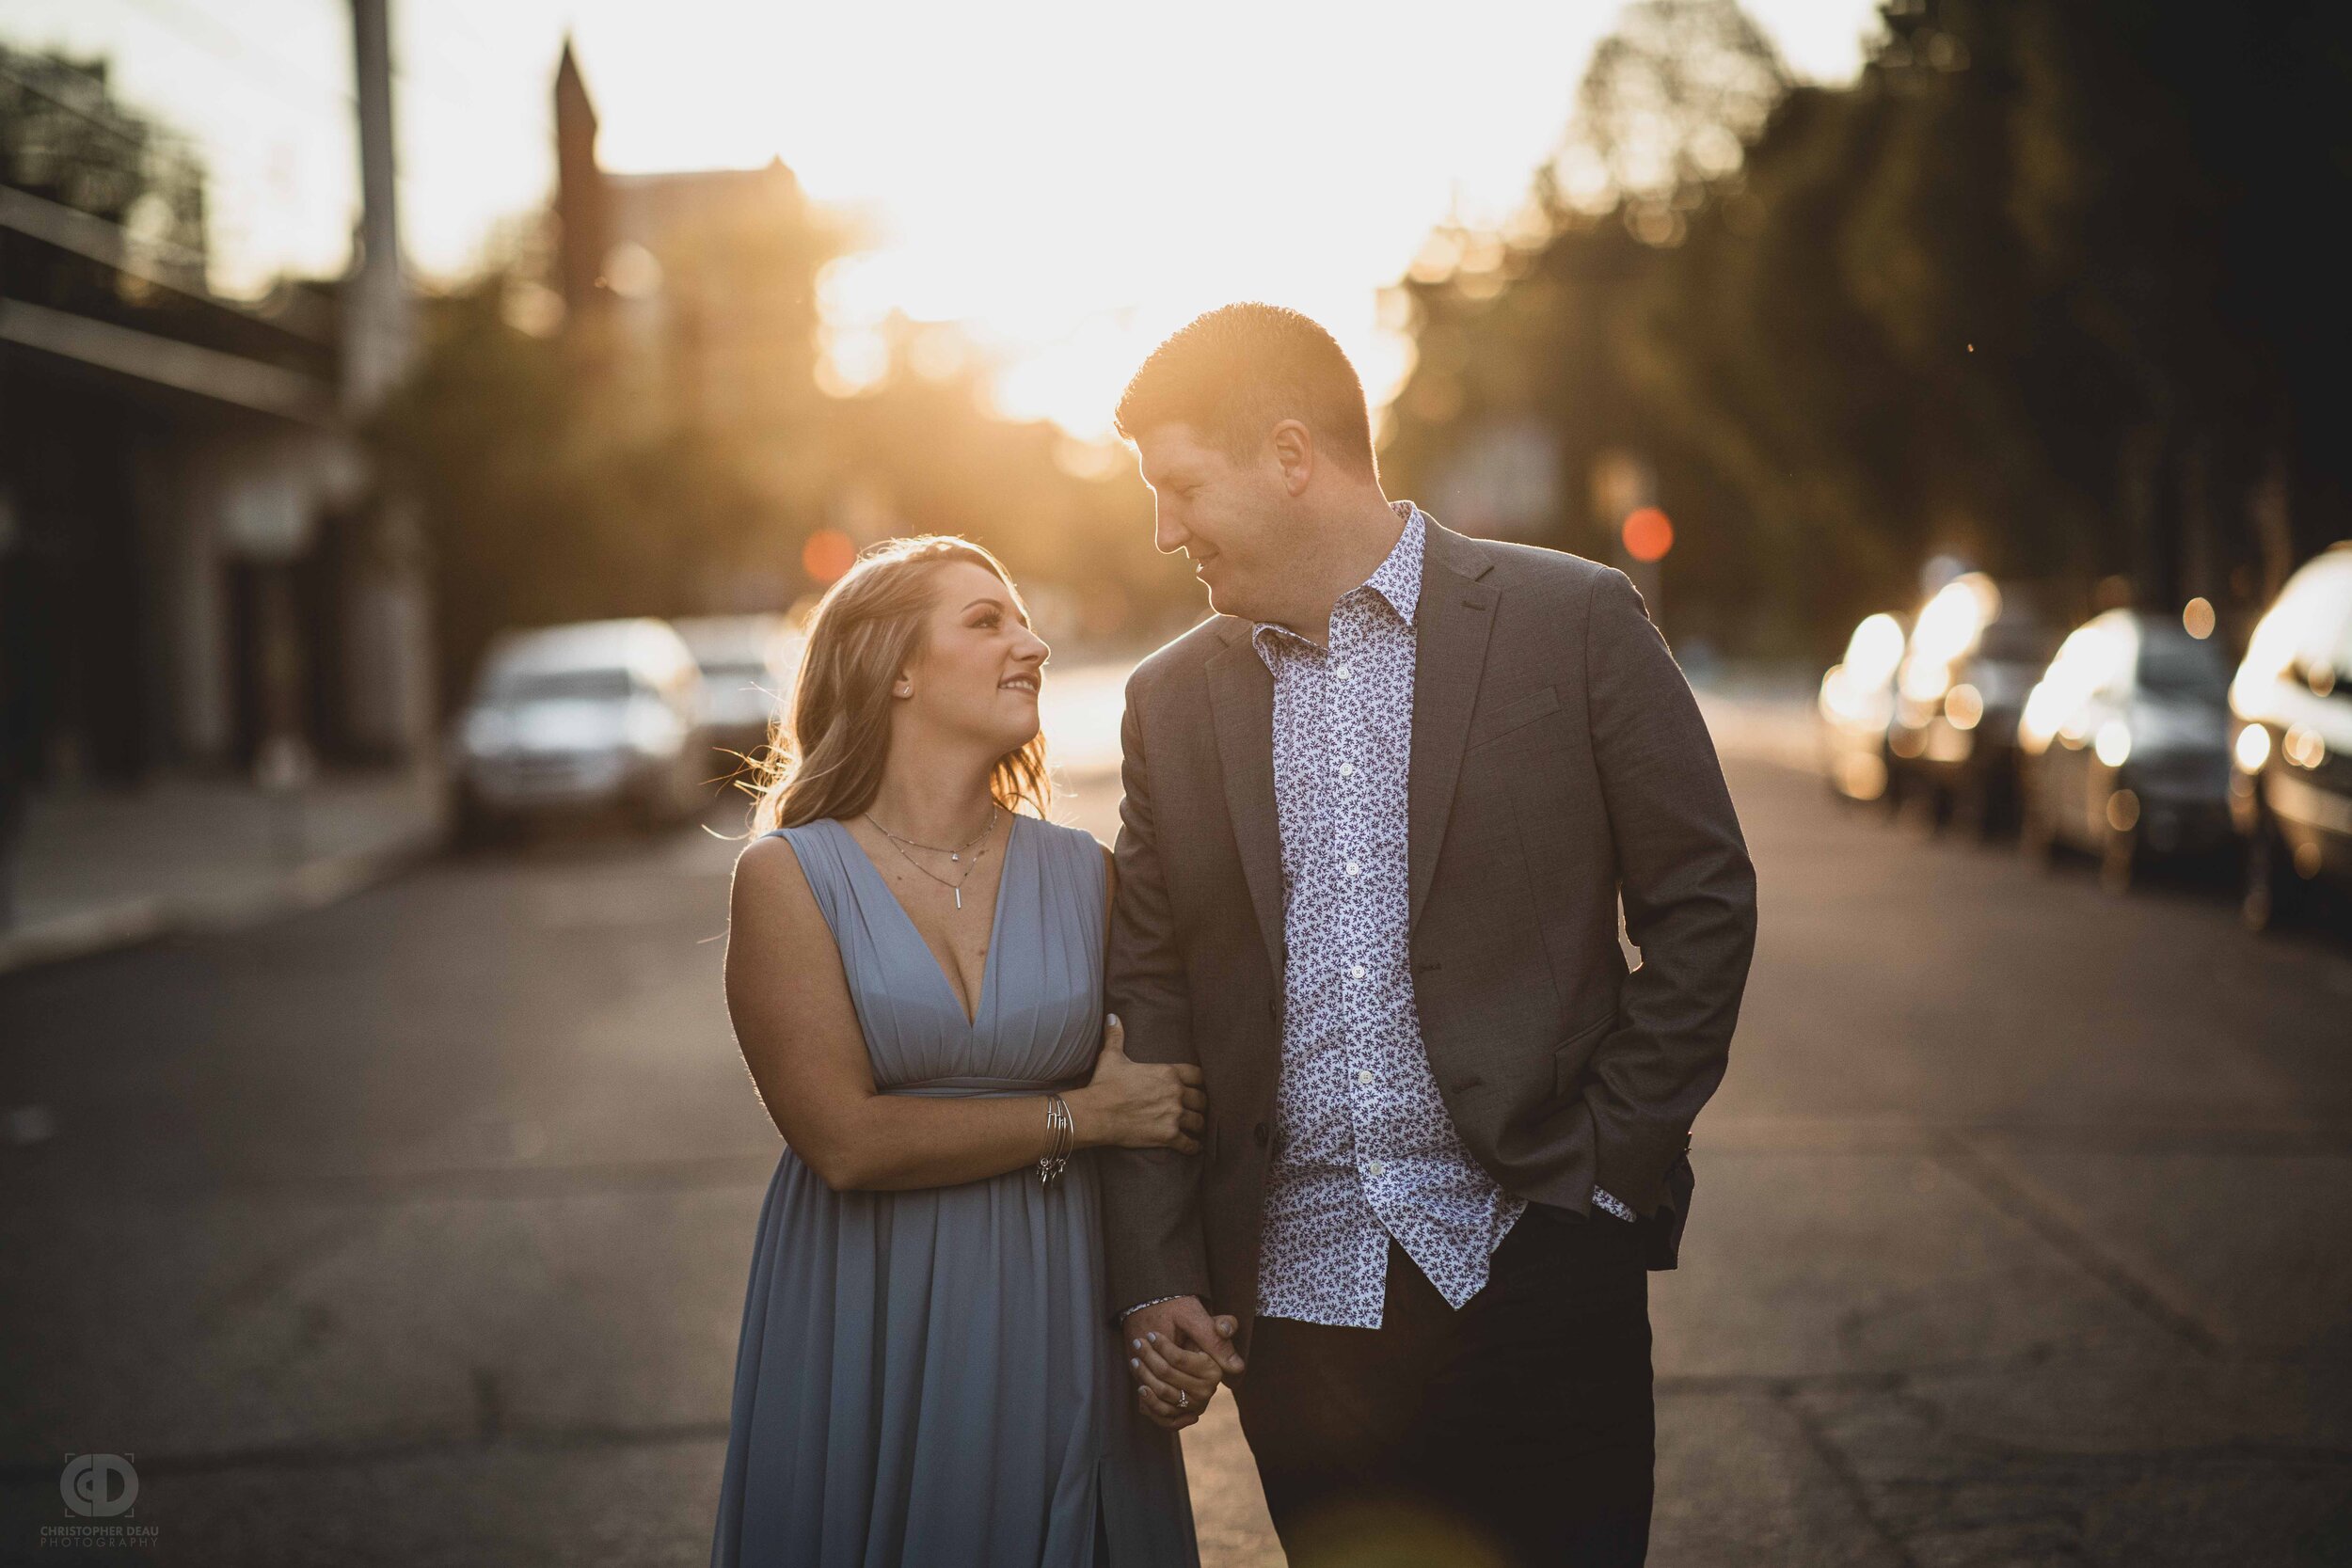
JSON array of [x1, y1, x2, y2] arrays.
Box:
[[709, 535, 1226, 1567]]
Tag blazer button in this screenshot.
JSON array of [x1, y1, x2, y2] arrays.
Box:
[[1253, 1122, 1270, 1148]]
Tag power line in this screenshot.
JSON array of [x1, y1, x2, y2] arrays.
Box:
[[46, 0, 546, 141], [0, 55, 198, 154], [15, 0, 548, 275], [104, 0, 356, 113]]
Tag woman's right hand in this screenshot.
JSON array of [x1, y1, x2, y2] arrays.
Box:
[[1074, 1014, 1207, 1153]]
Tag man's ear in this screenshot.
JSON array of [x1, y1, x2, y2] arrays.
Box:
[[1270, 419, 1313, 497]]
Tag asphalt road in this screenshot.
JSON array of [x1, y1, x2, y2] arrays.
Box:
[[4, 705, 2348, 1566]]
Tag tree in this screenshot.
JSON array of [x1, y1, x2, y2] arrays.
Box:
[[1548, 0, 1791, 245], [1389, 0, 2352, 660]]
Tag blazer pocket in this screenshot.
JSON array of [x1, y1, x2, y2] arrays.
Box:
[[1465, 683, 1561, 751], [1550, 1007, 1617, 1097]]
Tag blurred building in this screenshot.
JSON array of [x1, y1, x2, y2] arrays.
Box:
[[549, 41, 828, 613], [552, 40, 824, 448], [0, 20, 431, 799]]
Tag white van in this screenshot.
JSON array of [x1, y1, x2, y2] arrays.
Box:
[[452, 618, 710, 834]]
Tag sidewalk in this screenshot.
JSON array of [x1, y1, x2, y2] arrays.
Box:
[[0, 763, 449, 975]]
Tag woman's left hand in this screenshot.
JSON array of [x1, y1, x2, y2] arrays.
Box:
[[1129, 1316, 1237, 1429]]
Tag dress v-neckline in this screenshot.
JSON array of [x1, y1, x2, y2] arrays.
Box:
[[831, 812, 1022, 1031]]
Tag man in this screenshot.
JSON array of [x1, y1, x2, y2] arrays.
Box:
[[1099, 304, 1757, 1567]]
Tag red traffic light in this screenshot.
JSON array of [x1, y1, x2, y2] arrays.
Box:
[[803, 529, 857, 584], [1622, 506, 1674, 562]]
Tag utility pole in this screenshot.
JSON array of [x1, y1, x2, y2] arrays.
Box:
[[345, 0, 412, 414], [339, 0, 436, 771]]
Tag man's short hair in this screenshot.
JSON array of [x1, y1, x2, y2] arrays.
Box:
[[1114, 303, 1377, 480]]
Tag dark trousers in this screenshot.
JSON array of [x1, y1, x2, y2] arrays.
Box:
[[1230, 1201, 1655, 1568]]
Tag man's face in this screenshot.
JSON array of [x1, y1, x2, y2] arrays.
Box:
[[1132, 422, 1286, 622]]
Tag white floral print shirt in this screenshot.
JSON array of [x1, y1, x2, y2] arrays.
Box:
[[1243, 501, 1632, 1329]]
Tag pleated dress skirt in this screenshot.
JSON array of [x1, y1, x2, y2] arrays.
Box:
[[708, 813, 1200, 1568]]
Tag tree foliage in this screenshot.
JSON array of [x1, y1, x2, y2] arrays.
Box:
[[373, 270, 1168, 717], [1388, 0, 2352, 657]]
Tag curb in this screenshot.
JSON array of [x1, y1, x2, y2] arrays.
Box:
[[0, 821, 447, 979]]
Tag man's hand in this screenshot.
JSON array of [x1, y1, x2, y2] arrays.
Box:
[[1120, 1296, 1244, 1431]]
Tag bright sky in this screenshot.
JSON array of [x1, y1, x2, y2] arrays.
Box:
[[5, 0, 1880, 439]]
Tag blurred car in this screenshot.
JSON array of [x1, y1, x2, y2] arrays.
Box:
[[675, 613, 803, 760], [452, 618, 710, 835], [2017, 609, 2234, 883], [2228, 542, 2352, 929], [1817, 611, 1910, 803], [1886, 573, 2063, 831]]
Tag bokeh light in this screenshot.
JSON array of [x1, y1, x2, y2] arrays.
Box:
[[1622, 506, 1675, 562], [802, 529, 856, 584]]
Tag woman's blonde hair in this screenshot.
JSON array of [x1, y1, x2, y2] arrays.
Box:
[[741, 535, 1052, 835]]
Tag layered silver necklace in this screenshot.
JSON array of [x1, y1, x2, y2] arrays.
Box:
[[864, 804, 998, 909]]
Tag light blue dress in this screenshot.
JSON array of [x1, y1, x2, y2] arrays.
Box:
[[709, 812, 1200, 1568]]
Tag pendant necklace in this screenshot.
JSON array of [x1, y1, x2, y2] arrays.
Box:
[[866, 805, 997, 909]]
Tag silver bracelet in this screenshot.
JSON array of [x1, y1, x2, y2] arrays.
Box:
[[1038, 1092, 1073, 1185]]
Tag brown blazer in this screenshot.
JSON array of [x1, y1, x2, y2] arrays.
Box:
[[1099, 513, 1756, 1358]]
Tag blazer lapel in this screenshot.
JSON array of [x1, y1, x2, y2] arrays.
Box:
[[1408, 520, 1499, 932], [1206, 626, 1289, 979]]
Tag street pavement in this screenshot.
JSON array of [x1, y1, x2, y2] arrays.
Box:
[[3, 685, 2349, 1566], [0, 765, 446, 977]]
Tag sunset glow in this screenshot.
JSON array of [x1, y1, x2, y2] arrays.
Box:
[[5, 0, 1877, 438]]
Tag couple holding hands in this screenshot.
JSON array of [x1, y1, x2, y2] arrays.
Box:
[[709, 304, 1756, 1567]]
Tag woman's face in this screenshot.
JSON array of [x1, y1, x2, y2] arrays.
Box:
[[898, 560, 1050, 753]]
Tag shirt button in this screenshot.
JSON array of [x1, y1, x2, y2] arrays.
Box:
[[1348, 963, 1365, 979], [1357, 1069, 1375, 1085], [1338, 762, 1354, 778], [1335, 665, 1352, 680], [1344, 860, 1360, 877], [1366, 1160, 1386, 1178]]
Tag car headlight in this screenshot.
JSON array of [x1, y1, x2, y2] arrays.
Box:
[[1945, 683, 1985, 732]]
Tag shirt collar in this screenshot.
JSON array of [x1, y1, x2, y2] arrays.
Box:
[[1250, 500, 1426, 669]]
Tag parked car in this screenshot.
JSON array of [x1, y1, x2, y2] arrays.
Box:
[[2017, 609, 2234, 884], [1817, 611, 1910, 803], [1886, 573, 2064, 831], [2229, 543, 2352, 929], [452, 618, 710, 836], [675, 613, 803, 761]]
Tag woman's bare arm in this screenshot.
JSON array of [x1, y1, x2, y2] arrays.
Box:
[[724, 832, 1200, 1192]]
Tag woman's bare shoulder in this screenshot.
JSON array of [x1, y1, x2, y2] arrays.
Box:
[[732, 830, 821, 915]]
